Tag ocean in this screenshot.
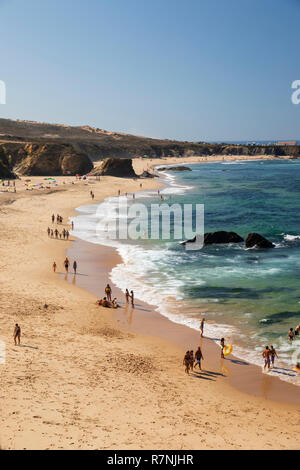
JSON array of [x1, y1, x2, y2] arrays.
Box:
[[72, 159, 300, 386]]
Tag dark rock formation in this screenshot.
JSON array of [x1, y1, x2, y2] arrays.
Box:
[[245, 233, 275, 249], [0, 148, 15, 178], [12, 143, 93, 176], [157, 166, 192, 171], [93, 158, 137, 178], [204, 231, 244, 245], [140, 170, 157, 178]]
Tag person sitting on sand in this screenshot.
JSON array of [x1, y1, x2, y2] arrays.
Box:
[[270, 345, 278, 368], [112, 298, 119, 309], [99, 297, 110, 308], [14, 324, 21, 346], [288, 328, 295, 342], [194, 346, 204, 370], [183, 351, 191, 375], [105, 284, 112, 302], [263, 346, 271, 370]]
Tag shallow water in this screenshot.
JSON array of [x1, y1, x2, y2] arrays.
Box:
[[72, 160, 300, 385]]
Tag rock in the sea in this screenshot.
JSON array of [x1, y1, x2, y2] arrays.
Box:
[[204, 231, 244, 245], [14, 143, 93, 176], [245, 233, 275, 249], [93, 158, 137, 177], [157, 166, 192, 172]]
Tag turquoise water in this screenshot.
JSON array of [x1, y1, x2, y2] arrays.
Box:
[[73, 159, 300, 383]]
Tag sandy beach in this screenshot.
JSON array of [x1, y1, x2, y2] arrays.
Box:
[[0, 156, 299, 450]]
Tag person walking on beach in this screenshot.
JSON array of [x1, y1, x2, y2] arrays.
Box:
[[73, 260, 77, 275], [200, 318, 205, 337], [66, 230, 69, 240], [288, 328, 295, 342], [263, 346, 271, 370], [52, 214, 55, 224], [53, 261, 57, 273], [130, 290, 134, 306], [105, 284, 112, 302], [270, 345, 278, 368], [47, 227, 51, 237], [71, 221, 74, 231], [194, 346, 204, 370], [14, 324, 21, 346], [125, 289, 130, 303], [55, 229, 59, 239], [64, 257, 70, 273], [189, 350, 194, 372], [220, 338, 225, 359], [183, 351, 191, 375]]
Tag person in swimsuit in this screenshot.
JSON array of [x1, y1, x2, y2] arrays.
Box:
[[105, 284, 112, 302], [189, 350, 194, 372], [73, 261, 77, 274], [52, 214, 55, 224], [270, 345, 278, 368], [47, 227, 51, 237], [263, 346, 271, 370], [200, 318, 205, 338], [64, 257, 69, 273], [125, 289, 130, 303], [53, 261, 57, 273], [295, 324, 300, 336], [288, 328, 295, 342], [220, 338, 225, 359], [194, 346, 204, 370], [183, 351, 190, 375], [14, 324, 21, 345], [130, 290, 134, 306]]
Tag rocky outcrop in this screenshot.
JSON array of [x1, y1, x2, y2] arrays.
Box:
[[140, 170, 157, 178], [10, 143, 93, 176], [245, 233, 275, 249], [204, 231, 244, 245], [157, 166, 192, 171], [93, 158, 137, 178], [0, 148, 15, 178]]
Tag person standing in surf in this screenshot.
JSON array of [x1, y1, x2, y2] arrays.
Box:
[[200, 318, 205, 337], [270, 346, 278, 368], [263, 346, 271, 370]]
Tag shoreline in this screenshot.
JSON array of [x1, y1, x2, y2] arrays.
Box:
[[0, 155, 299, 450], [66, 163, 300, 406]]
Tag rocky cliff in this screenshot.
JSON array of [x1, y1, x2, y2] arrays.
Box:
[[0, 118, 299, 177], [93, 158, 137, 177]]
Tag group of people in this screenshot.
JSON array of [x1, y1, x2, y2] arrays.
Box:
[[262, 345, 278, 370], [97, 284, 119, 308], [183, 347, 204, 374], [52, 257, 78, 274], [90, 190, 95, 200], [288, 324, 300, 341], [52, 214, 64, 224], [48, 227, 70, 240]]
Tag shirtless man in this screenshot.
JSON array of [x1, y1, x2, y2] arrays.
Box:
[[125, 289, 130, 303], [189, 350, 194, 372], [14, 324, 21, 346], [263, 346, 271, 370], [194, 346, 204, 370], [105, 284, 112, 302]]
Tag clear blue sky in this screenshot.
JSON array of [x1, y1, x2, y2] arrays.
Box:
[[1, 0, 300, 141]]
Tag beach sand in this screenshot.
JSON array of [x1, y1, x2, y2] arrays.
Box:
[[0, 156, 299, 450]]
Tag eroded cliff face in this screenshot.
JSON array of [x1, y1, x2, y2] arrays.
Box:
[[0, 118, 299, 177], [0, 142, 93, 176], [93, 158, 137, 177]]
